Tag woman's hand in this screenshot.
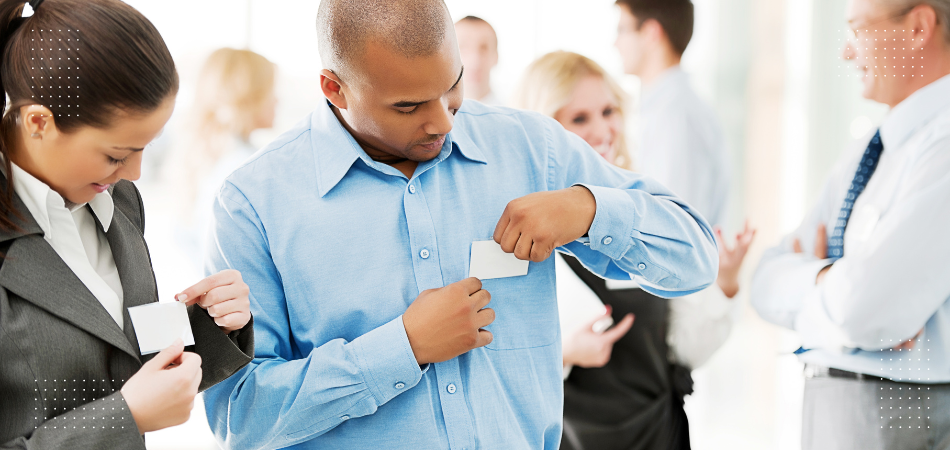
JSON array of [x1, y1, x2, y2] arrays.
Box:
[[715, 220, 756, 298], [177, 269, 251, 333], [562, 308, 634, 368], [122, 339, 202, 434]]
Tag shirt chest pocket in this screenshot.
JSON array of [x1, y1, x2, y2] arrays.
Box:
[[480, 277, 559, 350]]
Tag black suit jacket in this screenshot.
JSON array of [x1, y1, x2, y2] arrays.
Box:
[[0, 179, 254, 449]]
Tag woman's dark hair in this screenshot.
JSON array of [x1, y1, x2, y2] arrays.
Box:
[[0, 0, 178, 232]]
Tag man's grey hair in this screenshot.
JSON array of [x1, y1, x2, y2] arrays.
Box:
[[883, 0, 950, 44], [317, 0, 451, 82]]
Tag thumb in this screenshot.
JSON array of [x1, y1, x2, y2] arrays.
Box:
[[143, 338, 185, 370], [603, 313, 635, 343], [582, 305, 613, 328]]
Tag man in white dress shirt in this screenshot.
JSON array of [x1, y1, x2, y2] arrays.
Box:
[[455, 16, 502, 106], [614, 0, 730, 228], [751, 0, 950, 448]]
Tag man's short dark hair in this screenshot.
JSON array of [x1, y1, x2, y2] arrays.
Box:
[[616, 0, 694, 56]]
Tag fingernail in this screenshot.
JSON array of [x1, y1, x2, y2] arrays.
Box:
[[176, 294, 188, 302]]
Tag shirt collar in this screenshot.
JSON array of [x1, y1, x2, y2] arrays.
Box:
[[880, 73, 950, 152], [310, 100, 487, 198], [9, 162, 114, 239]]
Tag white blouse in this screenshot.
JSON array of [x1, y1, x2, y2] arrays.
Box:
[[10, 162, 124, 328]]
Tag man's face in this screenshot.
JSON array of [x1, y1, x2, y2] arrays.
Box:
[[456, 20, 498, 93], [843, 0, 919, 106], [615, 5, 648, 76], [340, 35, 465, 162]]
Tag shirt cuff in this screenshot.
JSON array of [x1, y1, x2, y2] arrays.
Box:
[[794, 261, 854, 352], [349, 315, 425, 407], [575, 183, 637, 261]]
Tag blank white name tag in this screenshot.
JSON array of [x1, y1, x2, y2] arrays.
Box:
[[128, 302, 195, 355], [469, 240, 529, 280]]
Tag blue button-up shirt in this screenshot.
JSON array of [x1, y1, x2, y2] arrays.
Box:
[[203, 100, 718, 450]]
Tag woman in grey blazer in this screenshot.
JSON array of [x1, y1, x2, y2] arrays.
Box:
[[0, 0, 255, 448]]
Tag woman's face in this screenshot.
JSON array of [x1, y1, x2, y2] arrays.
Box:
[[18, 95, 175, 204], [554, 75, 623, 164]]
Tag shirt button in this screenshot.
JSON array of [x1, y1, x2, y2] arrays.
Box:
[[420, 249, 430, 259], [446, 383, 457, 394], [602, 236, 613, 245], [341, 415, 350, 421], [638, 263, 647, 270], [394, 382, 405, 389], [408, 184, 416, 194]]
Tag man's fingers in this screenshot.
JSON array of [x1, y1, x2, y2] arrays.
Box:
[[475, 307, 496, 328], [493, 209, 511, 245], [814, 223, 828, 259], [472, 289, 491, 310], [603, 313, 635, 343], [499, 228, 520, 254], [513, 234, 533, 261], [475, 329, 494, 348], [145, 338, 185, 370], [459, 277, 483, 295]]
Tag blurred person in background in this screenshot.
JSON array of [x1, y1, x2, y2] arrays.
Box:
[[513, 51, 754, 450], [162, 48, 277, 268], [614, 0, 730, 229], [751, 0, 950, 448], [455, 15, 502, 105]]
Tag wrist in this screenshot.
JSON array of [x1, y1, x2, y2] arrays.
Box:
[[716, 274, 739, 298]]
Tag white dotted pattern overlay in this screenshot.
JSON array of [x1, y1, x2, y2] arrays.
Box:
[[29, 28, 79, 118], [33, 378, 128, 430], [879, 337, 933, 431]]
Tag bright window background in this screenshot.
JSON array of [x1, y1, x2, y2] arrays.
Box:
[[120, 1, 888, 449]]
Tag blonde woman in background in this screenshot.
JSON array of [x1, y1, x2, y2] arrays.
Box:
[[514, 51, 754, 450], [164, 48, 277, 267]]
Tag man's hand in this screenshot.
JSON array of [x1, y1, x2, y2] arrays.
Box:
[[493, 186, 596, 262], [894, 329, 924, 350], [403, 277, 495, 365], [793, 224, 832, 284]]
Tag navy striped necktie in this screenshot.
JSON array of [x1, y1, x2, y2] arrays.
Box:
[[827, 129, 884, 260]]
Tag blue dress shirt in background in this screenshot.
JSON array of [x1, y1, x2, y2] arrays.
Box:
[[203, 100, 718, 450]]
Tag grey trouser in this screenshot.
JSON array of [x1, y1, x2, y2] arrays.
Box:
[[802, 373, 950, 450]]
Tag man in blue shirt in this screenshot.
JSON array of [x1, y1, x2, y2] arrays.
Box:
[[203, 0, 718, 448]]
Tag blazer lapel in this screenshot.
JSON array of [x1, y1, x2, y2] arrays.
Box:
[[101, 205, 159, 355], [0, 234, 141, 359]]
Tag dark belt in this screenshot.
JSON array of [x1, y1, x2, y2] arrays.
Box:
[[804, 364, 900, 383]]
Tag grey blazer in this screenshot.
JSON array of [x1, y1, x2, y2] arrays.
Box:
[[0, 179, 254, 449]]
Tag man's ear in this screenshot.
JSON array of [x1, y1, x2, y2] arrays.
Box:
[[19, 104, 58, 140], [320, 69, 349, 110], [906, 4, 938, 49], [641, 18, 667, 46]]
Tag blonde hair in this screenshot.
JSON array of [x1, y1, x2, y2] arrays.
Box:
[[512, 51, 632, 170], [165, 48, 276, 221]]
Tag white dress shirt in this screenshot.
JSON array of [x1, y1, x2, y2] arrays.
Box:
[[10, 163, 125, 328], [751, 74, 950, 382], [638, 65, 730, 227]]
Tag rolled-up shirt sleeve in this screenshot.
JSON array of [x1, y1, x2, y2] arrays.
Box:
[[537, 116, 718, 297]]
